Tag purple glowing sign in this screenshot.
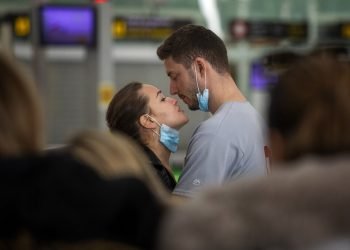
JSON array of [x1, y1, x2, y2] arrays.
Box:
[[250, 62, 279, 90], [39, 5, 96, 46]]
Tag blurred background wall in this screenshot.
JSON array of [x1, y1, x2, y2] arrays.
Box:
[[1, 0, 350, 166]]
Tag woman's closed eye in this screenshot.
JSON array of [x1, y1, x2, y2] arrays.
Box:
[[159, 94, 167, 102]]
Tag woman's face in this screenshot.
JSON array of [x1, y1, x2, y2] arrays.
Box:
[[141, 84, 189, 129]]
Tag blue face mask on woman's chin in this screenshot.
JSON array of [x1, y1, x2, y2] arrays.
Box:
[[158, 124, 180, 153], [144, 114, 180, 153], [193, 65, 209, 112]]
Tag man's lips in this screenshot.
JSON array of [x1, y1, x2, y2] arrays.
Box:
[[178, 94, 188, 104]]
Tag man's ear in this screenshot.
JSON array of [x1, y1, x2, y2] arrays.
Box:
[[139, 115, 157, 129], [194, 57, 207, 79]]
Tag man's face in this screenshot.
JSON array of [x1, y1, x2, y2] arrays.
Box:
[[164, 57, 199, 111]]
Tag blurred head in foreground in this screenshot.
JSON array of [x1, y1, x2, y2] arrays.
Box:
[[68, 130, 170, 202], [268, 53, 350, 165], [0, 51, 44, 156]]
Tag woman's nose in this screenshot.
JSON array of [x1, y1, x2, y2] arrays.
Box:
[[167, 97, 178, 105]]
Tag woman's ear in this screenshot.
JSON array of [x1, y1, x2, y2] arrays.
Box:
[[139, 114, 157, 129]]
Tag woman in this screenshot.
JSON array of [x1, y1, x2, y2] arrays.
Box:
[[106, 81, 189, 191]]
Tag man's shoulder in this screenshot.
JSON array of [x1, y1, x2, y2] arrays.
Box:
[[192, 117, 221, 139], [196, 102, 262, 132]]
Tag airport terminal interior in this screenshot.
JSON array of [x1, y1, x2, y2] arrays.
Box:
[[1, 0, 350, 170]]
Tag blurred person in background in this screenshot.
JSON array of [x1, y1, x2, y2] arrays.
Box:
[[157, 53, 350, 250], [157, 24, 267, 197], [106, 81, 189, 192]]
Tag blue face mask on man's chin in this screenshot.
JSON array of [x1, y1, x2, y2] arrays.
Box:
[[144, 114, 180, 153], [194, 65, 209, 112], [196, 88, 209, 112]]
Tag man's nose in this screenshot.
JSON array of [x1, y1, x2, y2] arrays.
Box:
[[170, 81, 178, 95]]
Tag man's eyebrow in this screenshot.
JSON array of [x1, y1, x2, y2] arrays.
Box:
[[156, 90, 162, 97]]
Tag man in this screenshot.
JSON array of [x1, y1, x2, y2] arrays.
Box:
[[157, 24, 267, 197]]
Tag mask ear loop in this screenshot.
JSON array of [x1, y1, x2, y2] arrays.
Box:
[[204, 67, 207, 90], [194, 65, 201, 94], [144, 114, 161, 136], [194, 64, 207, 94]]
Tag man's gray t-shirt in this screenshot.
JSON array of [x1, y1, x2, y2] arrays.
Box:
[[174, 102, 267, 197]]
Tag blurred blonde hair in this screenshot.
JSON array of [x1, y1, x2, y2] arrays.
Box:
[[0, 51, 43, 155], [68, 130, 170, 202]]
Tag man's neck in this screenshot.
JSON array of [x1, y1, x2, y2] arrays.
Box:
[[209, 75, 246, 114]]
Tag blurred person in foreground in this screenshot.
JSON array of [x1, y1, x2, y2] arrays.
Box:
[[267, 52, 350, 166], [0, 50, 166, 250], [157, 24, 267, 197], [1, 130, 167, 250], [106, 81, 189, 191], [157, 53, 350, 250], [0, 51, 44, 155], [69, 130, 170, 203]]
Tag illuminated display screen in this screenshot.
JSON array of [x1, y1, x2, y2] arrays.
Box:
[[319, 22, 350, 45], [341, 23, 350, 38], [229, 20, 308, 44], [112, 17, 192, 41], [250, 51, 303, 90], [250, 62, 279, 90], [39, 5, 96, 46]]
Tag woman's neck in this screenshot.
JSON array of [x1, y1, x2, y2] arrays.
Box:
[[148, 141, 172, 173]]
